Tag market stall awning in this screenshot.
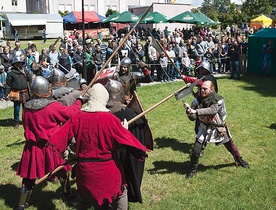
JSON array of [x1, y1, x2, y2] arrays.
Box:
[[63, 11, 105, 23], [168, 11, 204, 24], [141, 12, 168, 24], [105, 11, 139, 23], [101, 12, 120, 23], [9, 19, 46, 26], [194, 11, 216, 25]]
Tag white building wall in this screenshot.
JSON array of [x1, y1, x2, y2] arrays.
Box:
[[0, 1, 27, 14]]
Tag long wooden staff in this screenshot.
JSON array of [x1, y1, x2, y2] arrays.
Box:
[[81, 4, 153, 97], [128, 85, 187, 125], [147, 29, 183, 77], [35, 159, 76, 185]]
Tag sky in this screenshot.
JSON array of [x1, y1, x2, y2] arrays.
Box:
[[186, 0, 243, 7]]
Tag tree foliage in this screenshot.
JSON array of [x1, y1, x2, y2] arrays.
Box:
[[200, 0, 276, 26], [105, 8, 117, 17]]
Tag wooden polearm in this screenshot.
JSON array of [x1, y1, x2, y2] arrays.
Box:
[[81, 4, 153, 97], [147, 29, 183, 77], [127, 85, 188, 125]]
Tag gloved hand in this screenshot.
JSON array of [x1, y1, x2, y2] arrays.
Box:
[[121, 118, 128, 129], [77, 95, 85, 104], [79, 78, 87, 88], [184, 102, 190, 110], [187, 108, 197, 115]]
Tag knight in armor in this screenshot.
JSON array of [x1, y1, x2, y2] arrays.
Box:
[[50, 68, 88, 106], [5, 55, 33, 129], [113, 56, 136, 104], [49, 83, 149, 210], [16, 76, 83, 210], [184, 80, 249, 179], [106, 79, 150, 203]]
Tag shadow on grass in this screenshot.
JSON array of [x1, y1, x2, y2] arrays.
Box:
[[0, 118, 15, 127], [238, 75, 276, 97], [268, 123, 276, 130], [154, 137, 193, 154], [0, 181, 69, 210], [6, 139, 25, 147], [148, 160, 235, 175]]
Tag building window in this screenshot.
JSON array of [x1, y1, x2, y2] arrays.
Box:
[[65, 4, 72, 12], [58, 4, 65, 12], [90, 5, 95, 11], [12, 0, 18, 6]]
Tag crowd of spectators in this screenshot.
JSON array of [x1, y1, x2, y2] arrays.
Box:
[[0, 24, 253, 88]]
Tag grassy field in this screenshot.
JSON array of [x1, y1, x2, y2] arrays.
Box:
[[0, 74, 275, 210]]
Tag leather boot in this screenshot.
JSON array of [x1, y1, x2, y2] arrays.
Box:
[[186, 154, 199, 179], [237, 157, 250, 168], [17, 187, 32, 210], [14, 122, 19, 129], [60, 173, 75, 199]]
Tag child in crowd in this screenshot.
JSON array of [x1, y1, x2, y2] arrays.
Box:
[[181, 51, 191, 75]]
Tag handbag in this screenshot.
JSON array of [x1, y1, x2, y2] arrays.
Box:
[[8, 90, 20, 101]]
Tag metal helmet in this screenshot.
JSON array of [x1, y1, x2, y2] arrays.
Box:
[[120, 57, 131, 68], [12, 55, 25, 65], [31, 76, 51, 98], [106, 79, 125, 103], [50, 68, 67, 86], [196, 60, 211, 74]]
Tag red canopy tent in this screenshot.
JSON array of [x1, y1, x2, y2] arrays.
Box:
[[63, 11, 105, 23]]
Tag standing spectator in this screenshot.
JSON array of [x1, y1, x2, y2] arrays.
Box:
[[72, 45, 84, 76], [159, 52, 169, 81], [5, 56, 33, 129], [49, 83, 149, 210], [182, 51, 191, 75], [166, 44, 176, 80], [163, 26, 169, 39], [48, 45, 60, 67], [42, 28, 47, 44], [14, 27, 19, 41], [92, 44, 104, 74], [148, 42, 158, 80], [11, 41, 26, 59], [204, 47, 215, 73], [0, 46, 13, 71], [260, 39, 273, 77], [30, 44, 39, 63], [239, 36, 248, 73], [229, 40, 241, 79], [96, 38, 108, 63], [0, 65, 7, 100], [184, 80, 249, 179]]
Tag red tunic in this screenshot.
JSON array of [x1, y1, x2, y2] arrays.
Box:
[[16, 100, 82, 179], [50, 112, 149, 206]]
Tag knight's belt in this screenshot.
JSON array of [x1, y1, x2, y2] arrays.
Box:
[[77, 157, 112, 162]]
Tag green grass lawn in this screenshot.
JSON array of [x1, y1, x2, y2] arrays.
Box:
[[0, 75, 275, 210]]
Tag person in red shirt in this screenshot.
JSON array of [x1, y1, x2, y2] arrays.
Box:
[[50, 83, 149, 210], [16, 76, 83, 210]]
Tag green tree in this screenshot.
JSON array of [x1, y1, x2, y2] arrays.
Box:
[[105, 8, 117, 17], [241, 0, 274, 20], [58, 10, 70, 17]]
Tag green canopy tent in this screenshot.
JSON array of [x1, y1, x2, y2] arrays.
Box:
[[168, 11, 204, 24], [194, 11, 216, 25], [247, 28, 276, 77], [101, 12, 120, 23], [141, 11, 168, 24], [105, 11, 139, 23]]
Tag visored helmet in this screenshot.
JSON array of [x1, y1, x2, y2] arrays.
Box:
[[106, 79, 125, 103], [31, 76, 51, 98]]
